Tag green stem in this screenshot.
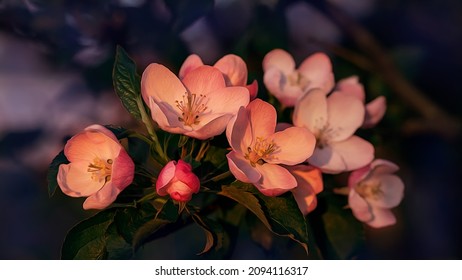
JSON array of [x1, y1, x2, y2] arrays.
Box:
[[136, 96, 169, 163], [202, 171, 232, 184]]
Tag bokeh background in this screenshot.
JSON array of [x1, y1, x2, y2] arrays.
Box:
[[1, 0, 461, 259]]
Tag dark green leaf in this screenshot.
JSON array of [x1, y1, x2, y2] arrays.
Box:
[[112, 46, 142, 120], [61, 201, 179, 259], [47, 150, 69, 197], [309, 194, 365, 259], [219, 181, 309, 253], [62, 209, 116, 260], [191, 214, 224, 255]]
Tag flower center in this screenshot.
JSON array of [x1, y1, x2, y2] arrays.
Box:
[[245, 137, 278, 167], [354, 179, 383, 201], [175, 91, 208, 126], [288, 71, 309, 91], [313, 118, 342, 149], [87, 158, 113, 184]]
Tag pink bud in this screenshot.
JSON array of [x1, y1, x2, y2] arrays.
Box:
[[156, 160, 200, 202]]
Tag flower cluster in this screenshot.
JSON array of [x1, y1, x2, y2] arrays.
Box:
[[51, 47, 405, 258]]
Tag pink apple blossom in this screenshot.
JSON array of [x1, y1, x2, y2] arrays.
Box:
[[156, 160, 200, 202], [179, 54, 258, 100], [57, 124, 135, 209], [347, 159, 405, 228], [288, 165, 323, 215], [226, 99, 316, 196], [262, 49, 334, 107], [293, 88, 374, 174], [141, 64, 250, 140], [336, 76, 386, 128]]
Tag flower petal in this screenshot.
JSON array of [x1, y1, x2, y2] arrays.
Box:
[[293, 88, 328, 135], [156, 160, 177, 195], [298, 52, 334, 93], [266, 126, 316, 165], [83, 181, 120, 210], [289, 165, 323, 214], [336, 76, 365, 102], [246, 80, 258, 100], [254, 163, 297, 196], [64, 128, 121, 163], [370, 159, 399, 175], [262, 49, 295, 75], [248, 99, 277, 140], [227, 151, 261, 183], [309, 136, 374, 173], [111, 148, 135, 190], [214, 54, 247, 86], [363, 96, 386, 128], [179, 54, 204, 79], [367, 208, 396, 228], [57, 162, 101, 197], [141, 63, 186, 106], [326, 91, 365, 142], [227, 106, 252, 154], [203, 86, 250, 116], [182, 65, 226, 95], [186, 113, 233, 140], [349, 190, 373, 223], [368, 174, 404, 208], [263, 67, 283, 97]]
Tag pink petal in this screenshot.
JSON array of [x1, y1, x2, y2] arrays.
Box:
[[174, 160, 200, 193], [293, 88, 328, 135], [111, 148, 135, 190], [336, 76, 365, 102], [349, 190, 373, 223], [363, 96, 386, 128], [263, 67, 283, 97], [85, 124, 119, 143], [348, 165, 371, 187], [309, 136, 374, 174], [150, 98, 190, 134], [326, 91, 365, 142], [203, 86, 250, 116], [156, 161, 177, 194], [179, 54, 204, 79], [83, 181, 120, 210], [186, 113, 233, 140], [262, 49, 295, 75], [141, 63, 186, 106], [227, 151, 261, 183], [246, 80, 258, 100], [279, 84, 306, 107], [64, 128, 120, 163], [275, 122, 292, 132], [166, 181, 195, 202], [266, 126, 316, 165], [227, 106, 252, 154], [248, 99, 277, 139], [367, 174, 404, 208], [57, 162, 101, 197], [182, 65, 226, 95], [289, 165, 323, 215], [254, 163, 297, 196], [214, 54, 247, 86], [370, 159, 399, 175], [367, 208, 397, 228], [298, 52, 335, 93]]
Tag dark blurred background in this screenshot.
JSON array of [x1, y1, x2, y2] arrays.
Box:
[[0, 0, 461, 259]]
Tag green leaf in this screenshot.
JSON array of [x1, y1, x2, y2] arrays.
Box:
[[62, 209, 116, 260], [310, 194, 365, 259], [47, 150, 69, 197], [112, 46, 142, 120], [219, 181, 309, 253], [191, 214, 224, 255], [61, 201, 179, 259]]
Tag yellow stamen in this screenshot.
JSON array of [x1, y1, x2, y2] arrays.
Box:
[[87, 157, 113, 184], [175, 91, 208, 126], [244, 137, 279, 167]]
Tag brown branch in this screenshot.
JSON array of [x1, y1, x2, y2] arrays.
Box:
[[324, 3, 461, 138]]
